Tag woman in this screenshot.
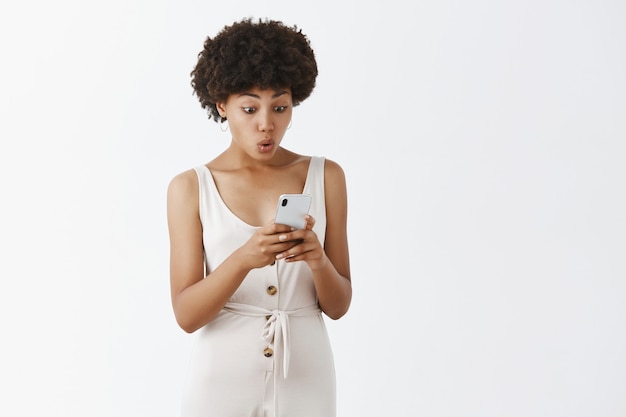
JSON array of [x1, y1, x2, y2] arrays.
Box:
[[166, 18, 352, 417]]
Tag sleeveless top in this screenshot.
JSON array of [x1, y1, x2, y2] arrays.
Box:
[[194, 156, 326, 309], [183, 156, 335, 417]]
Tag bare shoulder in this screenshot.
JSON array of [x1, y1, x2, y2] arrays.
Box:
[[322, 158, 348, 212], [323, 158, 347, 186], [167, 168, 199, 207]]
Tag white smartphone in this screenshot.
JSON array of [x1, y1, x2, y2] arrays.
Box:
[[274, 194, 312, 229]]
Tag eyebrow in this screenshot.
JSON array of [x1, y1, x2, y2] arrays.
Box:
[[237, 90, 290, 99]]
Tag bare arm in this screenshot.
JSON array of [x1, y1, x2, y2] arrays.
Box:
[[167, 170, 298, 333], [167, 170, 248, 333], [275, 159, 352, 319]]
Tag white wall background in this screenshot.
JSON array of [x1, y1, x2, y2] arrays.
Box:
[[1, 1, 625, 416]]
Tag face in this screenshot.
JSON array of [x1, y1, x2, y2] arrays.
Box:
[[217, 87, 293, 160]]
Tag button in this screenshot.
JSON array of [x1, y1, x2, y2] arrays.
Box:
[[266, 286, 277, 295], [263, 347, 273, 357]]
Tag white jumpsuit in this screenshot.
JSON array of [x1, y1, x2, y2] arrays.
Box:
[[181, 156, 336, 417]]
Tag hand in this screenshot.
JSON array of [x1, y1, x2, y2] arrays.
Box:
[[274, 215, 327, 270], [236, 220, 302, 269]]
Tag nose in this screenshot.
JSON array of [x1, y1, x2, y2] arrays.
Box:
[[258, 109, 274, 132]]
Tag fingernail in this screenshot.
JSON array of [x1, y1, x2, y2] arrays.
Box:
[[276, 253, 284, 260], [279, 235, 287, 241]]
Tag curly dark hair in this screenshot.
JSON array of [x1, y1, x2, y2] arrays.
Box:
[[191, 18, 318, 123]]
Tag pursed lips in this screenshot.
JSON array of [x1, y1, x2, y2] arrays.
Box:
[[257, 139, 275, 152]]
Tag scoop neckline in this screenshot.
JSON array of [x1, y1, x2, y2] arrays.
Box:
[[200, 157, 315, 229]]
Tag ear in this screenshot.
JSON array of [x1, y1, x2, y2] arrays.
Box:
[[216, 102, 227, 118]]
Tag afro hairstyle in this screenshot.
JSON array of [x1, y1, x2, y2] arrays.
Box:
[[190, 18, 319, 123]]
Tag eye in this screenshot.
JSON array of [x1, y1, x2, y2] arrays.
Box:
[[242, 107, 256, 114], [274, 106, 288, 113]]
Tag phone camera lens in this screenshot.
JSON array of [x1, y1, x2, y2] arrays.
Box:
[[281, 198, 288, 207]]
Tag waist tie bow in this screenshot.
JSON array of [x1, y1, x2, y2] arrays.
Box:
[[223, 302, 322, 378]]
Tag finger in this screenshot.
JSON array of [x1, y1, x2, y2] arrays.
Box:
[[281, 248, 314, 263], [304, 214, 316, 230], [276, 232, 304, 245], [275, 248, 292, 260], [271, 241, 301, 254], [271, 223, 297, 235], [275, 241, 313, 260], [262, 218, 295, 234]]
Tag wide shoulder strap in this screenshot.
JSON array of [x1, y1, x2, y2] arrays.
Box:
[[304, 156, 326, 244]]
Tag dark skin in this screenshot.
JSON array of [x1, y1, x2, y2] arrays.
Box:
[[167, 87, 351, 333]]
